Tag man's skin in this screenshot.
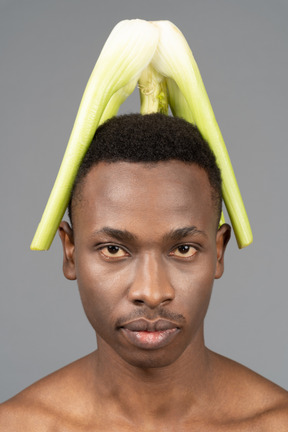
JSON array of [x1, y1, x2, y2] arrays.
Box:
[[1, 161, 288, 431]]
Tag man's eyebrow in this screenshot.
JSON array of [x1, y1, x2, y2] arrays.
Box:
[[164, 226, 207, 242], [91, 227, 137, 242], [91, 226, 206, 243]]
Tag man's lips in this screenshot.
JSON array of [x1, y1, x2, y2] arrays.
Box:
[[119, 319, 181, 349], [121, 318, 179, 332]]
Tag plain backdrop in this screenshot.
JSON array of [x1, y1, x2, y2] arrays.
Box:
[[1, 0, 287, 402]]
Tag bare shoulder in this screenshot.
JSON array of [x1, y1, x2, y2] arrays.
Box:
[[210, 350, 288, 430], [0, 352, 96, 432], [0, 394, 51, 432], [254, 383, 288, 431], [264, 405, 288, 431]]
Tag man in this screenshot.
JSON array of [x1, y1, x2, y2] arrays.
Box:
[[1, 113, 288, 430]]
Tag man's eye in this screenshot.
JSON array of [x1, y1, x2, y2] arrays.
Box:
[[100, 245, 128, 259], [170, 245, 197, 258]]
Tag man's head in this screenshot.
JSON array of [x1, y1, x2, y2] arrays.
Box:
[[68, 113, 222, 226], [60, 113, 230, 369]]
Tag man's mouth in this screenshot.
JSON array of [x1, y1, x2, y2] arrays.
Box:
[[119, 319, 181, 349]]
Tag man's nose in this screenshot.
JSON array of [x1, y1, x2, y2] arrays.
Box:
[[127, 253, 175, 308]]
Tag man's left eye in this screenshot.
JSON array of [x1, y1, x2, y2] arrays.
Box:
[[100, 245, 128, 258], [169, 245, 197, 258]]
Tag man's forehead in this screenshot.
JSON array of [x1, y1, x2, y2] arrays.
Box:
[[79, 161, 210, 201], [72, 160, 217, 230]]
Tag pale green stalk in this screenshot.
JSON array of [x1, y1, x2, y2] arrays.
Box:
[[99, 78, 138, 126], [152, 21, 252, 248], [219, 212, 226, 227], [166, 77, 195, 124], [31, 18, 251, 250], [31, 20, 158, 250], [138, 64, 168, 115], [167, 76, 225, 226], [139, 62, 225, 226]]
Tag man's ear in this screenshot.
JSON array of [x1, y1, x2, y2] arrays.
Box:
[[214, 223, 231, 279], [58, 221, 76, 280]]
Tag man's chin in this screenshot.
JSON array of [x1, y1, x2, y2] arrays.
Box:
[[116, 346, 184, 370], [96, 331, 188, 370]]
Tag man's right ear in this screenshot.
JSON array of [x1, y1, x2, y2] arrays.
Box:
[[58, 221, 76, 280]]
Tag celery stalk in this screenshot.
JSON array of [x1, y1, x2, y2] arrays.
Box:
[[166, 77, 195, 124], [31, 18, 252, 250], [151, 21, 252, 248], [99, 78, 138, 126], [138, 64, 168, 115], [31, 20, 159, 250]]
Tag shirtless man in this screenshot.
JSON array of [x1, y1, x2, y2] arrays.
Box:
[[1, 113, 288, 431]]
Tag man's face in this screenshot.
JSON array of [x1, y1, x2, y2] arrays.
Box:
[[60, 161, 230, 368]]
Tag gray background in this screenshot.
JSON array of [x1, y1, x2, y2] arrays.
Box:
[[1, 0, 287, 402]]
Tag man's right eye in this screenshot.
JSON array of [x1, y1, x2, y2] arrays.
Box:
[[100, 245, 129, 259]]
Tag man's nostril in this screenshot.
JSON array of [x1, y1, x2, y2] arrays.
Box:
[[134, 299, 145, 305]]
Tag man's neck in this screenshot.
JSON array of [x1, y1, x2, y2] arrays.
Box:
[[91, 331, 216, 425]]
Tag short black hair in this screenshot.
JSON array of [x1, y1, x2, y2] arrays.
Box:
[[68, 113, 222, 224]]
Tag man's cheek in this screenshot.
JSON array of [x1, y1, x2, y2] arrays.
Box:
[[177, 276, 213, 316]]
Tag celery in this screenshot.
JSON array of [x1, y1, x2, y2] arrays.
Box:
[[31, 19, 252, 250], [31, 20, 159, 250], [152, 21, 252, 248]]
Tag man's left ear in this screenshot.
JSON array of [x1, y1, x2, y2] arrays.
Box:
[[214, 223, 231, 279]]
